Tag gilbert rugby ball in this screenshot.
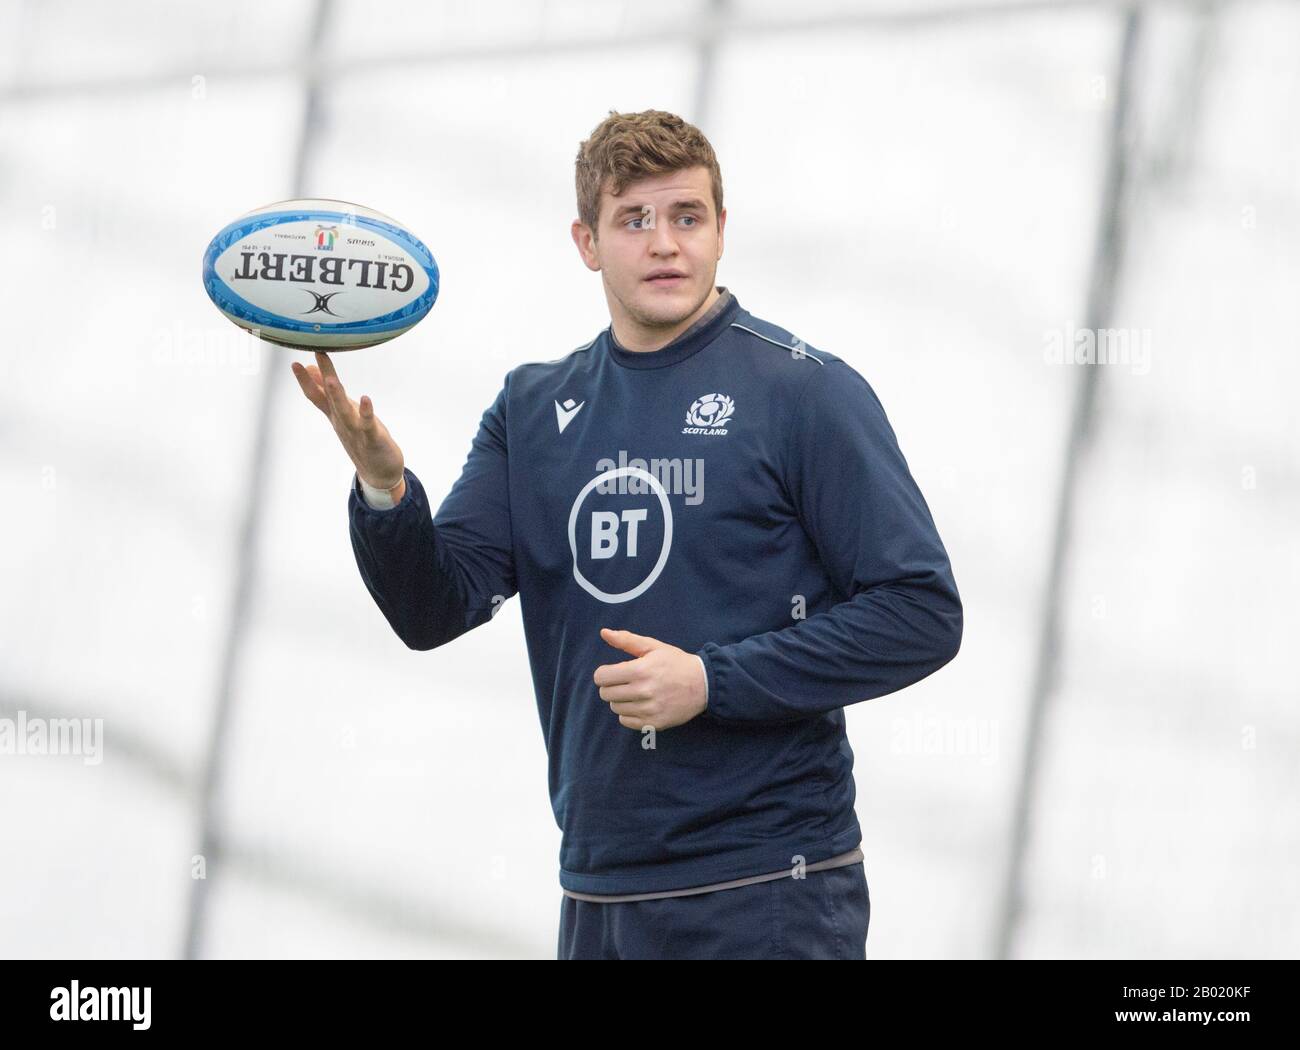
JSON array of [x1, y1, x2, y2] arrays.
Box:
[[201, 198, 439, 350]]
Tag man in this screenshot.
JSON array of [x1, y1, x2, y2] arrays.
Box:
[[291, 109, 963, 960]]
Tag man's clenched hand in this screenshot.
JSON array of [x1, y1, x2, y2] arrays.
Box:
[[593, 628, 709, 731]]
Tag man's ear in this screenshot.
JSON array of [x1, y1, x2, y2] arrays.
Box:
[[571, 219, 601, 272], [716, 206, 726, 259]]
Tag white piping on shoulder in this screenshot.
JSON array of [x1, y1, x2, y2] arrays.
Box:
[[729, 322, 825, 363], [539, 335, 599, 365]]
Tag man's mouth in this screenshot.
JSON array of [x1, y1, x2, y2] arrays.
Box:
[[645, 270, 687, 286]]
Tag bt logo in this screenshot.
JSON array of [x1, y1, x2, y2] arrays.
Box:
[[568, 467, 673, 604], [591, 508, 648, 559]]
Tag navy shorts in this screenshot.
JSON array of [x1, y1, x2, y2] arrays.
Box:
[[557, 861, 870, 960]]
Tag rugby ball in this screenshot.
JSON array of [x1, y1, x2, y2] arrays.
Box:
[[201, 198, 439, 350]]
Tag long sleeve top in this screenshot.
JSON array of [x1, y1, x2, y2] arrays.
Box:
[[348, 287, 962, 896]]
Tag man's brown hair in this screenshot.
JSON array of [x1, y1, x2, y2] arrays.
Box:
[[574, 109, 723, 238]]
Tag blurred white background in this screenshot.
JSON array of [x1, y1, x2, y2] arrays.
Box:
[[0, 0, 1296, 959]]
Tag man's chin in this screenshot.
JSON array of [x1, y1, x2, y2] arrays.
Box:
[[629, 282, 705, 325]]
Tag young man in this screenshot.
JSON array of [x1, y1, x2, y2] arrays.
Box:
[[291, 109, 963, 960]]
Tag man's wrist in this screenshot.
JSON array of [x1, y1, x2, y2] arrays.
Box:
[[358, 471, 406, 509]]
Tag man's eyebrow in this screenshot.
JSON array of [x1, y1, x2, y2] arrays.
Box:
[[611, 198, 710, 218]]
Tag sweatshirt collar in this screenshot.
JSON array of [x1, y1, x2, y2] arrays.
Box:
[[605, 287, 740, 369]]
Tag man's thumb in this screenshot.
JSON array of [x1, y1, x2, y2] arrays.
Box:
[[600, 627, 659, 657]]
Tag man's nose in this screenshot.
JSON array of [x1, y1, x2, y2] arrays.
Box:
[[648, 218, 678, 254]]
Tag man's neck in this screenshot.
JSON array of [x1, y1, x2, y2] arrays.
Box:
[[610, 284, 723, 352]]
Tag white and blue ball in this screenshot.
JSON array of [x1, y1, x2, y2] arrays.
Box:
[[201, 198, 439, 350]]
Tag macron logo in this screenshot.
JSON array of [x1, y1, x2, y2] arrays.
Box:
[[555, 397, 585, 434]]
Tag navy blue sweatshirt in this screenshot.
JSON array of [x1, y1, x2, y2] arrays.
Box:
[[348, 288, 962, 895]]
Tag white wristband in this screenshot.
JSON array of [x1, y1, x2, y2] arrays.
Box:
[[359, 473, 401, 509]]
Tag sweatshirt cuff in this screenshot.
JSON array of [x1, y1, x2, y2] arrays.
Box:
[[696, 649, 722, 722]]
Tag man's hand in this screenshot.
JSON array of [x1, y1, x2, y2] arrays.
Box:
[[291, 350, 407, 501], [593, 628, 709, 731]]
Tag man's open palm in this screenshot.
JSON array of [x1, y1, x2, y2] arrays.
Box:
[[291, 350, 405, 492]]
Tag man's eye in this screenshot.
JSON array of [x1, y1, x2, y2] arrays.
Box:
[[625, 218, 645, 230], [678, 215, 698, 227]]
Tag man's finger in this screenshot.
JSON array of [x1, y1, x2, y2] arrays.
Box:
[[593, 659, 641, 688], [359, 394, 378, 430], [322, 373, 358, 428], [290, 361, 329, 414], [314, 350, 340, 383], [315, 351, 355, 423], [598, 683, 647, 704]]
